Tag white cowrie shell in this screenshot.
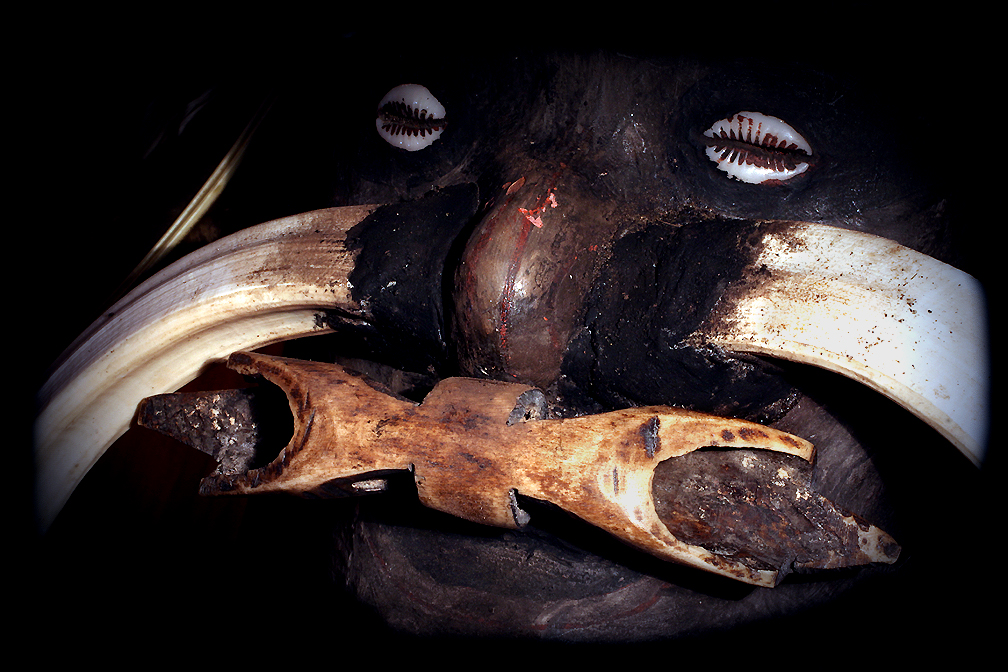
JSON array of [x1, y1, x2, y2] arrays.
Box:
[[376, 84, 446, 151], [704, 111, 812, 184]]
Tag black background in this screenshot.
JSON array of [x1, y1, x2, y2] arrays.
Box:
[[14, 14, 998, 662]]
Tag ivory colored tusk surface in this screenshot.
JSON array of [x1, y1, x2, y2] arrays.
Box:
[[701, 222, 989, 466], [33, 206, 376, 531]]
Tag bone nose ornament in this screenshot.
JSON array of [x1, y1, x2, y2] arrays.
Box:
[[139, 350, 899, 587]]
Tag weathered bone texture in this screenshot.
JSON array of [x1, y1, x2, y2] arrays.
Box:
[[152, 351, 897, 587]]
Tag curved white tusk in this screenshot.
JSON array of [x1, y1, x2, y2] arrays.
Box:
[[699, 223, 989, 466], [33, 205, 377, 531]]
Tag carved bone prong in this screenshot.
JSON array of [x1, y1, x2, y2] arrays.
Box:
[[149, 350, 897, 587]]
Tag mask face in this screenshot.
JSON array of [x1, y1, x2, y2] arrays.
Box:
[[34, 38, 987, 647]]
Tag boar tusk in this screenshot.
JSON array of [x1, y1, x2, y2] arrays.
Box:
[[698, 222, 989, 466], [33, 205, 377, 531]]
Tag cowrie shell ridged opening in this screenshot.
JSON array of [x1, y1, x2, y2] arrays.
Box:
[[704, 111, 812, 184], [376, 84, 446, 151]]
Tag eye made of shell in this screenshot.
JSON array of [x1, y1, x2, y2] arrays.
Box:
[[703, 111, 812, 184], [376, 84, 446, 151]]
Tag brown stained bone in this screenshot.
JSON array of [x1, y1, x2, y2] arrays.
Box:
[[138, 350, 900, 587]]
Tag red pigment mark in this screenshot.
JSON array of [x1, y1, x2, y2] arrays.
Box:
[[517, 183, 560, 229], [498, 167, 566, 363], [518, 209, 544, 228], [498, 216, 532, 348], [462, 176, 534, 295]]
